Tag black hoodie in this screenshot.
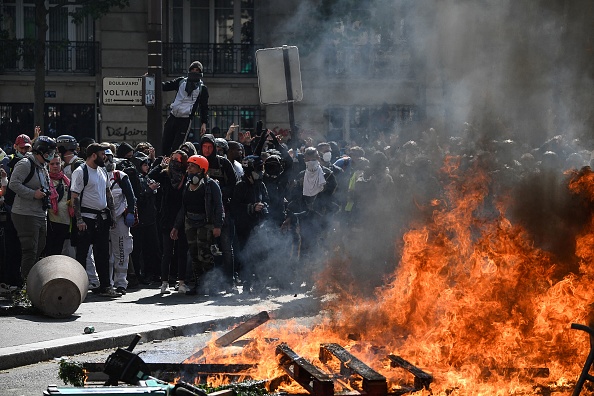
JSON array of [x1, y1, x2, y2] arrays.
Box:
[[199, 134, 237, 204]]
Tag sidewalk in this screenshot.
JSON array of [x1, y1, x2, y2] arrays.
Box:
[[0, 284, 318, 370]]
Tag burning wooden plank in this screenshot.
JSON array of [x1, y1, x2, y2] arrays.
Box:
[[388, 355, 433, 391], [184, 311, 270, 362], [276, 343, 334, 396], [319, 343, 387, 396]]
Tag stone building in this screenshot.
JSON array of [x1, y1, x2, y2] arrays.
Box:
[[1, 1, 593, 151]]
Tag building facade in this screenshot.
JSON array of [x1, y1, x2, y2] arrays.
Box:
[[0, 0, 426, 151]]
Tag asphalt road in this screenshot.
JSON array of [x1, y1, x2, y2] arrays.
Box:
[[1, 332, 215, 396]]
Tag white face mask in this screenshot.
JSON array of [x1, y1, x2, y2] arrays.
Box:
[[305, 160, 320, 172], [322, 152, 332, 163]]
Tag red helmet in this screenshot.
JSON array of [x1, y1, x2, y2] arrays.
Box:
[[187, 155, 209, 172]]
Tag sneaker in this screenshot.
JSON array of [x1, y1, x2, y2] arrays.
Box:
[[160, 282, 170, 294], [115, 287, 127, 295], [88, 282, 99, 291], [98, 287, 122, 298], [178, 284, 191, 294]]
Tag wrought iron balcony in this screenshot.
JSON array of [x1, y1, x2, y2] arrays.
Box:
[[163, 43, 261, 76], [0, 39, 99, 75]]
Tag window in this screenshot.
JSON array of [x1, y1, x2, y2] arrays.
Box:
[[166, 0, 256, 75], [0, 103, 95, 147], [327, 104, 418, 144], [0, 0, 94, 72], [169, 0, 253, 45]]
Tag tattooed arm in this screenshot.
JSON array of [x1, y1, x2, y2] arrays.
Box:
[[71, 192, 86, 231]]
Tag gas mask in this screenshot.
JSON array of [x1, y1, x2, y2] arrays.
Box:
[[188, 170, 204, 185]]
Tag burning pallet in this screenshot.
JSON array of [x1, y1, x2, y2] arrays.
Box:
[[59, 313, 594, 395], [275, 343, 433, 396]]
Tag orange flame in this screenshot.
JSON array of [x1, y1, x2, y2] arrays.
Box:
[[195, 159, 594, 394]]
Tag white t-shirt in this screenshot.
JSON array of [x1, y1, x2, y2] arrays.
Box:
[[71, 164, 108, 219]]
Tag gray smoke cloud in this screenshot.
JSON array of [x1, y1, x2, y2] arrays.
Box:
[[242, 0, 594, 298]]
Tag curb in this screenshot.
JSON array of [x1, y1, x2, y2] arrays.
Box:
[[0, 314, 253, 370]]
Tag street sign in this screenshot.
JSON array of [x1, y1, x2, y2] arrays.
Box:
[[144, 75, 155, 107], [256, 46, 303, 105], [102, 77, 144, 105]]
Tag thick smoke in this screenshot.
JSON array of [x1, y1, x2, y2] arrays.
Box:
[[248, 1, 594, 297]]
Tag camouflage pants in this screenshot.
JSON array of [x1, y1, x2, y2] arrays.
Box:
[[185, 221, 214, 281]]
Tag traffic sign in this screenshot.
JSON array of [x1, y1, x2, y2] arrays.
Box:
[[102, 77, 144, 105], [256, 46, 303, 105]]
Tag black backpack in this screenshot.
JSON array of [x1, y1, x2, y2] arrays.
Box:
[[4, 158, 35, 208], [116, 159, 141, 199]]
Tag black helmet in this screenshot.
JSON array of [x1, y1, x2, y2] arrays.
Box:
[[56, 134, 77, 155], [33, 136, 57, 161], [264, 154, 284, 178], [243, 155, 264, 172], [214, 138, 229, 154]]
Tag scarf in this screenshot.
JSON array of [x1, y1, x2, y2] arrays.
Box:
[[168, 165, 186, 189], [49, 171, 70, 215], [303, 161, 326, 197]]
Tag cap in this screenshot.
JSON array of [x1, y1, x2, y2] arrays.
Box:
[[104, 149, 113, 156], [15, 134, 32, 148]]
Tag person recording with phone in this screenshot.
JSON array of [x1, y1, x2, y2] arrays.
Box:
[[9, 135, 56, 282], [161, 60, 209, 156]]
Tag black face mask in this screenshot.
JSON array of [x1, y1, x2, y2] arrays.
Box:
[[169, 160, 185, 173]]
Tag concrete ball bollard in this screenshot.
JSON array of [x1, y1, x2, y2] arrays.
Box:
[[27, 255, 89, 318]]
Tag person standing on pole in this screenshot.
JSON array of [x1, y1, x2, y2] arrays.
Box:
[[161, 61, 209, 155]]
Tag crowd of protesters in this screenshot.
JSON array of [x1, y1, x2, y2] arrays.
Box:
[[0, 121, 592, 298]]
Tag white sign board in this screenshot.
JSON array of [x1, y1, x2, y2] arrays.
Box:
[[102, 77, 144, 105], [144, 75, 155, 107], [256, 46, 303, 105]]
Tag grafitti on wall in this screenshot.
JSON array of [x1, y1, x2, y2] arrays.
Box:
[[104, 124, 147, 138]]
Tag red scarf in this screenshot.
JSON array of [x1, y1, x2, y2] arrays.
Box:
[[49, 171, 70, 215]]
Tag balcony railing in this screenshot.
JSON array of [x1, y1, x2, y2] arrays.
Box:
[[163, 43, 261, 76], [0, 39, 99, 75]]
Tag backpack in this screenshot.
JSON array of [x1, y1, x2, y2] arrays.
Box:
[[4, 158, 35, 208], [110, 170, 139, 227], [116, 159, 141, 199]]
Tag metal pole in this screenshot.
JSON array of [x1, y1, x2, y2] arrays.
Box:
[[147, 0, 163, 155], [282, 45, 299, 147]]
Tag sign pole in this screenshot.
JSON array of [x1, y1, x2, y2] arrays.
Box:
[[282, 46, 299, 147], [147, 0, 163, 155]]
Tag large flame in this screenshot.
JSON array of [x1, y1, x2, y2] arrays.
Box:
[[196, 158, 594, 395]]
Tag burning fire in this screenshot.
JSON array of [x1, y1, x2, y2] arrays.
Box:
[[194, 158, 594, 395]]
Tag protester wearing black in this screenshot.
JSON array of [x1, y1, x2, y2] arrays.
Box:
[[129, 153, 161, 284], [232, 155, 270, 292], [161, 61, 209, 155], [148, 149, 190, 294], [198, 134, 237, 290]]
